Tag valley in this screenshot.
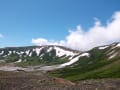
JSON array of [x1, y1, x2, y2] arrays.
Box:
[[0, 43, 120, 90]]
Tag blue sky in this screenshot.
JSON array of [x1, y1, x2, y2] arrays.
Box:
[[0, 0, 120, 49]]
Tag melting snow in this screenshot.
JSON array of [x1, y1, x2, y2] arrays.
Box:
[[54, 46, 77, 57], [0, 53, 90, 71], [0, 51, 4, 55], [16, 59, 22, 63], [35, 48, 42, 56], [116, 43, 120, 47], [26, 50, 30, 55], [108, 50, 115, 55], [29, 52, 32, 56], [60, 53, 89, 67], [109, 53, 118, 59], [32, 48, 35, 51], [16, 52, 20, 54], [20, 51, 24, 54], [0, 46, 89, 71], [80, 53, 89, 57], [47, 47, 53, 52], [8, 51, 12, 55], [13, 51, 16, 53], [3, 55, 7, 57], [99, 46, 109, 50], [111, 43, 120, 49]]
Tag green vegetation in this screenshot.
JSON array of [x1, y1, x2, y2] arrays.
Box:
[[49, 48, 120, 81], [6, 53, 20, 63], [17, 55, 69, 67], [0, 44, 120, 82], [0, 47, 70, 67]]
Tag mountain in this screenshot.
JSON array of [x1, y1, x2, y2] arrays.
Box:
[[0, 43, 120, 80], [0, 43, 120, 89], [49, 43, 120, 81], [0, 45, 81, 67]]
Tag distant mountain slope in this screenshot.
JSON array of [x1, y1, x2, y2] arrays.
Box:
[[49, 43, 120, 81], [0, 43, 120, 81], [0, 45, 80, 67]]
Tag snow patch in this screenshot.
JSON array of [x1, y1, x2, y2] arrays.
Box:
[[26, 50, 30, 55], [33, 48, 35, 51], [16, 59, 22, 63], [13, 51, 16, 53], [0, 51, 4, 55], [47, 47, 53, 52], [109, 53, 118, 59], [116, 43, 120, 47], [80, 53, 89, 57], [3, 55, 7, 57], [98, 46, 109, 50], [29, 52, 32, 56], [108, 50, 115, 55], [111, 43, 120, 49], [54, 46, 78, 57], [20, 51, 24, 54], [60, 53, 89, 67], [35, 48, 42, 56], [8, 51, 12, 55], [16, 52, 20, 55]]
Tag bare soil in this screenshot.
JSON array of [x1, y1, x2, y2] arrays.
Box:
[[0, 71, 120, 90]]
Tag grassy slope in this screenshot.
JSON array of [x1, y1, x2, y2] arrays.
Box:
[[49, 48, 120, 82]]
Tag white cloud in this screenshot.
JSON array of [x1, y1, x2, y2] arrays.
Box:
[[32, 11, 120, 51], [32, 38, 48, 46], [32, 38, 64, 46]]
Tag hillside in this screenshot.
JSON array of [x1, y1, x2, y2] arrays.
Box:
[[49, 43, 120, 81], [0, 43, 120, 90], [0, 45, 80, 67]]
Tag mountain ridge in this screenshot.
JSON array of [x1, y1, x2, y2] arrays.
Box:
[[0, 42, 120, 90], [0, 42, 120, 73], [0, 45, 83, 71]]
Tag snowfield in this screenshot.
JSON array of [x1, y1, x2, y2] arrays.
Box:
[[54, 46, 78, 57]]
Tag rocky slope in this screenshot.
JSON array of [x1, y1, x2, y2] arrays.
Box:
[[0, 71, 120, 90]]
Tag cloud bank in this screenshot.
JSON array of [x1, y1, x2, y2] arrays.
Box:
[[32, 11, 120, 51]]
